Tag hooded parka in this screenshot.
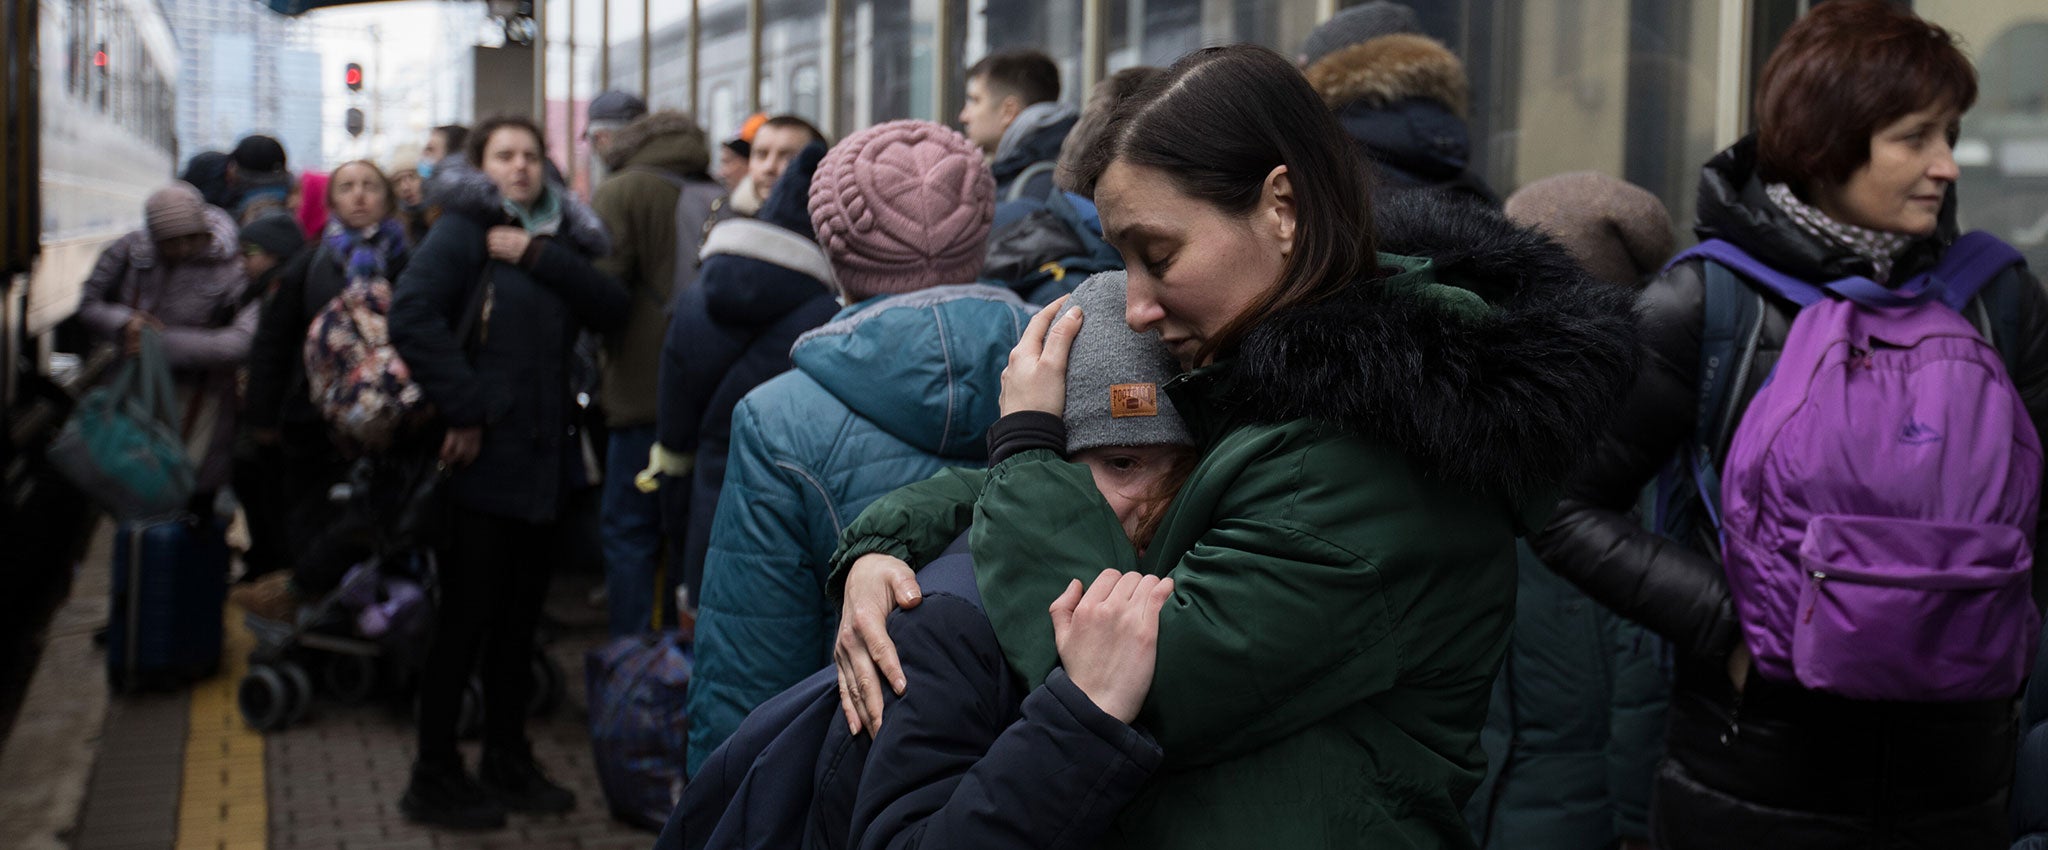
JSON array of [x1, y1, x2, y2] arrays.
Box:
[[591, 111, 720, 428], [1304, 34, 1499, 208], [683, 284, 1035, 774], [831, 194, 1640, 848], [78, 205, 257, 491], [387, 164, 629, 523]]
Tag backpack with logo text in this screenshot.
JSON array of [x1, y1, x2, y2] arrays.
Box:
[[1671, 232, 2041, 701]]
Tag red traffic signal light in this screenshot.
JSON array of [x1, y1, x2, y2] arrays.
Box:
[[345, 62, 363, 91]]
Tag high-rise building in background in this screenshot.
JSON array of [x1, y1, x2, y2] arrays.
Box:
[[161, 0, 324, 172]]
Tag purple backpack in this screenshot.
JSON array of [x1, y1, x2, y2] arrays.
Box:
[[1674, 233, 2042, 701]]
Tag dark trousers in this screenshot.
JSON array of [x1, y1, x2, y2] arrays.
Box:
[[416, 506, 557, 767], [232, 423, 352, 582]]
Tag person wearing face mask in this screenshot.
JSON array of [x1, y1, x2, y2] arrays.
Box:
[[387, 150, 430, 245], [1528, 4, 2048, 847], [388, 116, 629, 830], [233, 161, 411, 620], [78, 182, 259, 514], [665, 271, 1190, 850], [832, 45, 1638, 848]]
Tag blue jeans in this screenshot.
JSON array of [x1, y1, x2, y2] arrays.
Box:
[[602, 424, 668, 636]]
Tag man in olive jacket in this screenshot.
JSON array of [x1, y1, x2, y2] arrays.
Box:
[[590, 110, 726, 635]]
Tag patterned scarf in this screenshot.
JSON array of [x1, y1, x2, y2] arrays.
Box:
[[1765, 183, 1916, 284], [322, 218, 410, 283]]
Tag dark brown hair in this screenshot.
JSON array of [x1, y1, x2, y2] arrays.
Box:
[[1754, 0, 1977, 189], [1130, 446, 1201, 557], [966, 49, 1061, 106], [1057, 66, 1166, 196], [465, 116, 547, 168], [760, 114, 827, 147], [1080, 44, 1376, 365], [431, 124, 470, 156], [324, 160, 399, 221]]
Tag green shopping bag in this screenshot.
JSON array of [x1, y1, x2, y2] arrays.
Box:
[[47, 328, 197, 520]]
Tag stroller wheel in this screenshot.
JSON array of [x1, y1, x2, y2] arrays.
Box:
[[456, 677, 485, 740], [238, 665, 293, 732], [279, 662, 314, 726], [322, 653, 379, 706], [529, 650, 565, 718]]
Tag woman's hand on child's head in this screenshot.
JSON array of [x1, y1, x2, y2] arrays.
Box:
[[835, 553, 921, 735], [1049, 569, 1175, 724], [1001, 296, 1082, 417]]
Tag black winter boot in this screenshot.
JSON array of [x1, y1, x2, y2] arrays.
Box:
[[399, 759, 508, 830], [479, 745, 576, 814]]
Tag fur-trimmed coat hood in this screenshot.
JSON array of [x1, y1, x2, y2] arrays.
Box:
[[1228, 190, 1640, 503], [1305, 33, 1469, 117], [432, 160, 613, 258], [602, 109, 712, 175]]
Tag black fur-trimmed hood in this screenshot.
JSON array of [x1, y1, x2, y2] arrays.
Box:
[[1231, 190, 1640, 503], [430, 160, 612, 257]]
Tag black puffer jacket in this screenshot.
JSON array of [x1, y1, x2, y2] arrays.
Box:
[[1530, 135, 2048, 848], [388, 165, 629, 523]]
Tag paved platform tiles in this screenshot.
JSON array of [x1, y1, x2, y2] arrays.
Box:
[[45, 537, 653, 850]]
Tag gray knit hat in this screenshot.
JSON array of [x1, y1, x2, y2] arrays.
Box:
[[1059, 271, 1192, 454], [1298, 2, 1424, 67], [144, 182, 209, 242]]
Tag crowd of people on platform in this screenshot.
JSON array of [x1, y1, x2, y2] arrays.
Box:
[[71, 1, 2048, 847]]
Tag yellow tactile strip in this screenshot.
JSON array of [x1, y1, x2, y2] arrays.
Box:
[[177, 611, 266, 850]]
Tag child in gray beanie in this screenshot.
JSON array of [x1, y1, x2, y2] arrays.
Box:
[[1055, 270, 1192, 456], [676, 270, 1198, 850]]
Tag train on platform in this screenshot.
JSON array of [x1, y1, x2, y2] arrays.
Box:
[[3, 0, 178, 456], [1, 0, 178, 631]]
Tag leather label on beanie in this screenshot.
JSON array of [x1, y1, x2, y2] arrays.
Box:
[[1111, 383, 1159, 418]]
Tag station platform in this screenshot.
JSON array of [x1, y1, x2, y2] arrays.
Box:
[[0, 521, 657, 850]]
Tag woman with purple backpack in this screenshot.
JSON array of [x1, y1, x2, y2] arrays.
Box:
[[1531, 2, 2048, 846]]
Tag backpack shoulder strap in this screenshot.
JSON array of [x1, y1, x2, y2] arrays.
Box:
[[1930, 231, 2027, 310], [1979, 266, 2027, 376], [1668, 239, 1828, 308], [1687, 257, 1765, 534], [1005, 160, 1057, 204]]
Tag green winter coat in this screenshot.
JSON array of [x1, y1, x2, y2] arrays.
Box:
[[829, 195, 1641, 848], [590, 112, 715, 426]]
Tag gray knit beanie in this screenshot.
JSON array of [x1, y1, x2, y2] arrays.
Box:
[[1059, 271, 1192, 454], [1298, 2, 1424, 67], [145, 182, 209, 242]]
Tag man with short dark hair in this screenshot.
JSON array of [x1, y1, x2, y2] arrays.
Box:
[[960, 50, 1076, 216], [732, 115, 822, 215]]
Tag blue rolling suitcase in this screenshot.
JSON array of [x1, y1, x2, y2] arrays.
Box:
[[108, 516, 229, 692]]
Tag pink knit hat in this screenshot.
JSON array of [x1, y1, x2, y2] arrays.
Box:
[[809, 120, 994, 301]]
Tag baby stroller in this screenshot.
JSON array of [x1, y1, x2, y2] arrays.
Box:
[[237, 451, 566, 732]]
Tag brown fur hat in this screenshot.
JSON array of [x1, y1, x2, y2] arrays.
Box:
[[1303, 33, 1469, 118]]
